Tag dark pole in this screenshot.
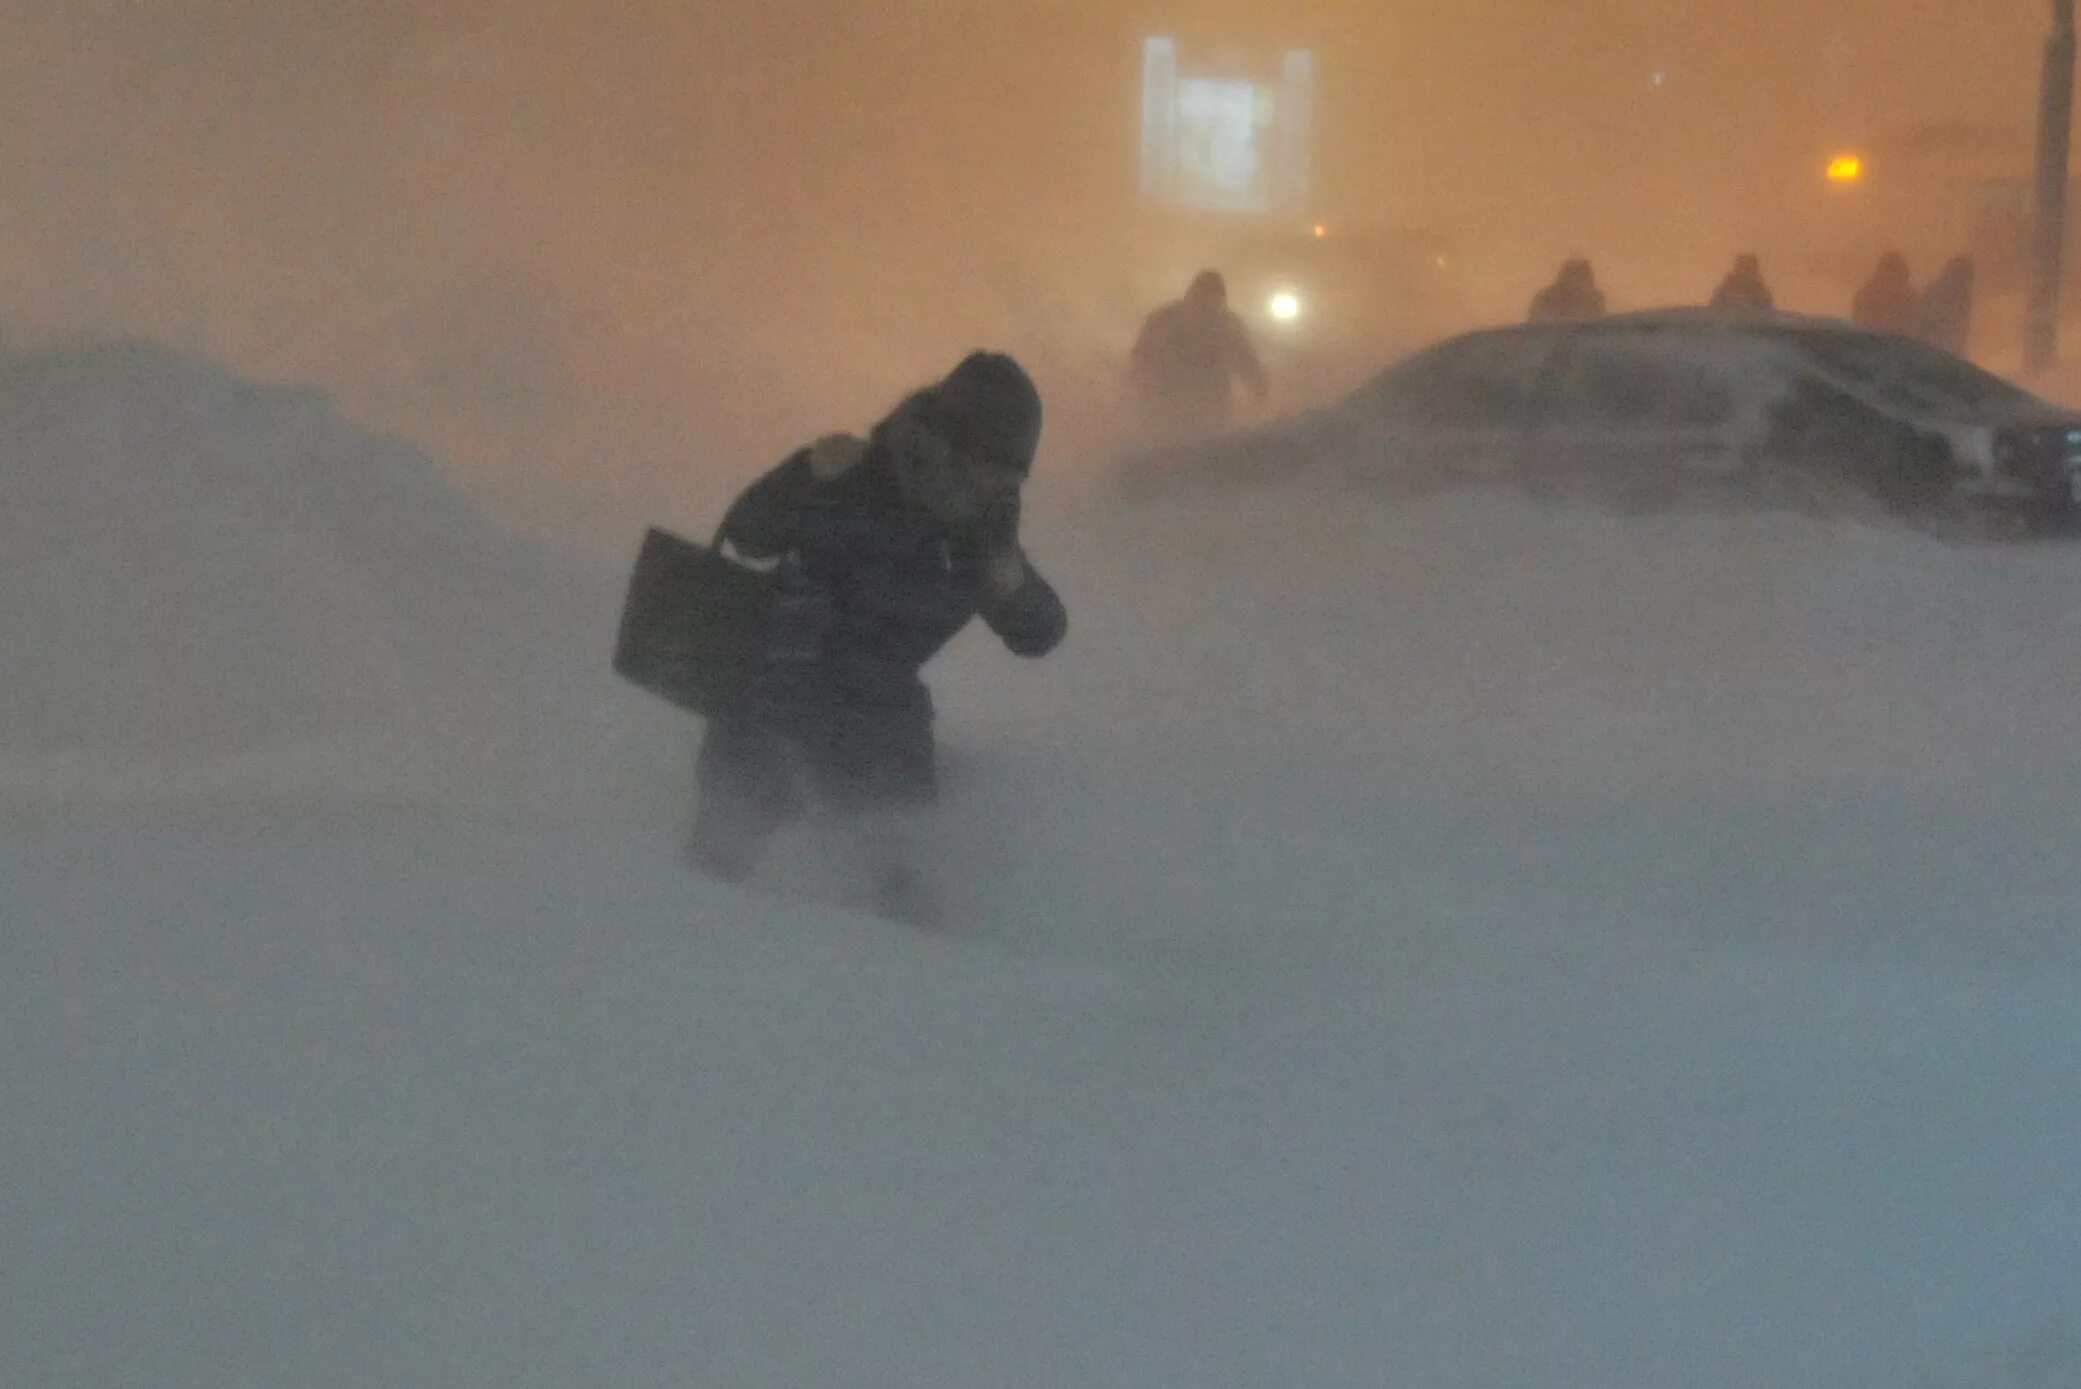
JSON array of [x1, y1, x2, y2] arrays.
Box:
[[2026, 0, 2077, 372]]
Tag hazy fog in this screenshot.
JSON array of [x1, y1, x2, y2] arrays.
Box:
[[9, 12, 2081, 1385], [0, 1, 2055, 537]]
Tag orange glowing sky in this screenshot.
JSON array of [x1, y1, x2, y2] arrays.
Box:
[[0, 1, 2056, 531]]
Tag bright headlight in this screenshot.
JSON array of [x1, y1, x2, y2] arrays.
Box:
[[1269, 291, 1302, 322]]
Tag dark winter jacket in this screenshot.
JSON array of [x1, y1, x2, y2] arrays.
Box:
[[1527, 278, 1606, 323], [716, 431, 1066, 714], [1911, 259, 1975, 357], [1710, 269, 1775, 312], [1851, 257, 1917, 335], [1129, 299, 1268, 418]]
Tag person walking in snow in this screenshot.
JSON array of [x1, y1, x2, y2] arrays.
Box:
[[687, 352, 1067, 921], [1910, 255, 1976, 357], [1851, 251, 1917, 335], [1128, 269, 1270, 433], [1527, 259, 1607, 322], [1709, 254, 1776, 312]]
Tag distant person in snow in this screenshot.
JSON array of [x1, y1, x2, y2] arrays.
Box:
[[688, 352, 1066, 921], [1709, 254, 1776, 312], [1911, 255, 1976, 357], [1128, 270, 1269, 432], [1527, 259, 1607, 322], [1851, 251, 1917, 335]]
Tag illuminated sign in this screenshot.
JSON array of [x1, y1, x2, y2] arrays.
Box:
[[1141, 38, 1315, 215]]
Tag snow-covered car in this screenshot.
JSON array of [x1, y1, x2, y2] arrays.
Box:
[[1125, 309, 2081, 534]]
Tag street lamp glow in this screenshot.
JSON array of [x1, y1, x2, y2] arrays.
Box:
[[1269, 291, 1302, 322], [1826, 154, 1864, 184]]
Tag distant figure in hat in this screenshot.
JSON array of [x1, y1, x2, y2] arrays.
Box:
[[1528, 259, 1608, 322], [1710, 254, 1776, 312], [1129, 269, 1270, 432], [1851, 251, 1917, 335], [1911, 255, 1976, 357]]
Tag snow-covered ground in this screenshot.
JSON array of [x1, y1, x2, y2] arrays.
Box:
[[6, 339, 2080, 1388]]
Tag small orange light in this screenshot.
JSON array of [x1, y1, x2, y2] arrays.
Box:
[[1312, 223, 1327, 238], [1826, 154, 1864, 184]]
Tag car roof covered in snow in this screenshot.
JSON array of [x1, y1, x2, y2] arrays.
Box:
[[1576, 306, 1849, 333], [1380, 309, 1873, 364], [1373, 309, 1864, 379], [1377, 308, 2062, 424]]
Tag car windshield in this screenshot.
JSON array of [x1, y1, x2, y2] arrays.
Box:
[[1781, 329, 2039, 418]]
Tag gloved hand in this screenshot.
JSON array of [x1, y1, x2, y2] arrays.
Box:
[[978, 546, 1066, 659]]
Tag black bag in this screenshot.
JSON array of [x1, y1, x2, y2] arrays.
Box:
[[612, 527, 777, 719]]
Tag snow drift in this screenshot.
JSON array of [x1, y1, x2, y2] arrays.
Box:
[[0, 336, 624, 804], [6, 338, 2080, 1389]]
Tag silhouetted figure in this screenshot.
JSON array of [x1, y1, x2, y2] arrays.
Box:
[[688, 352, 1066, 918], [1527, 259, 1607, 322], [1129, 270, 1269, 431], [1851, 251, 1917, 335], [1911, 256, 1976, 357], [1710, 255, 1776, 312]]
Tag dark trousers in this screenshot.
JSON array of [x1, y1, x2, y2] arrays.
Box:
[[689, 692, 936, 880]]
